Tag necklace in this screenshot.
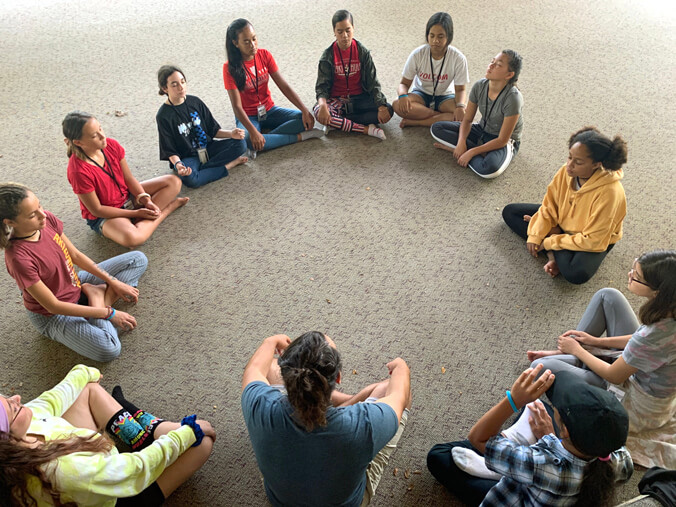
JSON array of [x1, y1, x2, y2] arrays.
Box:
[[11, 230, 38, 240]]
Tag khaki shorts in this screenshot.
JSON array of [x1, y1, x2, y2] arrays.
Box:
[[362, 408, 409, 506]]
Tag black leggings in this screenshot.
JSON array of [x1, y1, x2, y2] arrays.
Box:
[[116, 480, 164, 506], [502, 203, 614, 285]]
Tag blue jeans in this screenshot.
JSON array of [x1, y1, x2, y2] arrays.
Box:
[[236, 106, 303, 151], [174, 138, 247, 188], [26, 252, 148, 362]]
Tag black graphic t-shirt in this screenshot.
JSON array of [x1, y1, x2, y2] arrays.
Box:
[[156, 95, 221, 160]]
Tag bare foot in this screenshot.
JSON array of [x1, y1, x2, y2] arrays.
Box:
[[176, 196, 189, 208], [544, 259, 560, 278], [433, 142, 454, 153], [226, 155, 248, 170], [523, 215, 531, 222], [82, 283, 106, 308], [527, 350, 559, 361], [399, 118, 409, 128]]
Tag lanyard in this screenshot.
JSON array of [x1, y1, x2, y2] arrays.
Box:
[[428, 49, 448, 99], [85, 151, 125, 197], [483, 81, 508, 129], [336, 42, 353, 97], [243, 54, 261, 104], [167, 98, 202, 147]]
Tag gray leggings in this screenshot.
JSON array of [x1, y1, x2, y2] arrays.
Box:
[[27, 251, 148, 362], [531, 288, 640, 387]]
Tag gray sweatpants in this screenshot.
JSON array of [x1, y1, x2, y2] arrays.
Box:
[[531, 288, 640, 387], [27, 251, 148, 362]]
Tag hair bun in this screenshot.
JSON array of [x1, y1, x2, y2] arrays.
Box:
[[604, 135, 628, 170]]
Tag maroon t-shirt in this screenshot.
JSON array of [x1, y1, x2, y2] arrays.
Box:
[[331, 40, 362, 98], [5, 211, 81, 315], [67, 138, 129, 220]]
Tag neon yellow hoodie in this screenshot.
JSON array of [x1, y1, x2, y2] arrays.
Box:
[[527, 164, 626, 252]]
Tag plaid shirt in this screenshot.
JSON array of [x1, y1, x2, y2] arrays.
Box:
[[481, 434, 633, 506]]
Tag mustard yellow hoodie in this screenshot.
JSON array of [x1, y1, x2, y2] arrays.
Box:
[[527, 164, 626, 252]]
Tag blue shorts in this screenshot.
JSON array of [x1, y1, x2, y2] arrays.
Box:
[[86, 217, 107, 235], [410, 90, 455, 111]]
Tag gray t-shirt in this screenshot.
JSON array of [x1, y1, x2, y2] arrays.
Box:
[[622, 319, 676, 398], [469, 78, 523, 142]]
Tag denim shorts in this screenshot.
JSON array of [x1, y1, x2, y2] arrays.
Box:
[[85, 198, 133, 235], [86, 217, 107, 235], [410, 90, 455, 111]]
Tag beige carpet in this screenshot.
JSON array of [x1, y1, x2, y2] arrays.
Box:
[[1, 0, 674, 505]]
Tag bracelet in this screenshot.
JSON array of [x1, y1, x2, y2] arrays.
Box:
[[505, 390, 519, 413], [173, 159, 183, 168], [455, 103, 466, 108], [398, 94, 408, 99], [105, 307, 116, 321], [136, 192, 151, 203], [181, 414, 204, 447]]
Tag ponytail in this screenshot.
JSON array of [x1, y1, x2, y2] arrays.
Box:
[[279, 331, 342, 432], [568, 126, 628, 171], [225, 18, 251, 91], [62, 111, 95, 161], [574, 458, 616, 507], [0, 183, 29, 250]]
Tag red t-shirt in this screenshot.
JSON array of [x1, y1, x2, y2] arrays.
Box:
[[67, 138, 129, 220], [331, 40, 362, 98], [5, 211, 82, 315], [223, 48, 279, 116]]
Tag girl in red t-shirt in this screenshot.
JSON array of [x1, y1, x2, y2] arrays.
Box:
[[64, 111, 187, 248], [1, 183, 147, 362], [224, 19, 325, 155], [314, 10, 393, 140]]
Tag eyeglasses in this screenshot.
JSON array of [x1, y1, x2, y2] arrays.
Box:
[[629, 259, 652, 288]]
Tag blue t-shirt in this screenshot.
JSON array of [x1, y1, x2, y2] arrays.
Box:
[[242, 381, 399, 507]]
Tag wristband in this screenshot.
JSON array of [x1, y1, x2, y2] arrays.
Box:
[[181, 414, 204, 447], [505, 390, 519, 413], [136, 192, 151, 203], [398, 94, 408, 99], [105, 307, 116, 321], [173, 160, 183, 168], [455, 103, 466, 108]]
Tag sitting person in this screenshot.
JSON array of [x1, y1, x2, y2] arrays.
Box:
[[0, 364, 215, 506], [430, 50, 523, 178], [156, 64, 248, 188], [1, 183, 148, 362], [502, 126, 627, 284], [241, 331, 411, 506], [314, 10, 393, 140], [224, 19, 324, 156], [393, 12, 470, 128], [529, 249, 676, 468], [63, 111, 187, 248], [427, 365, 633, 506]]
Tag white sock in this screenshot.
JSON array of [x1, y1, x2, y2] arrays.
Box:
[[452, 447, 502, 480], [300, 126, 327, 141], [367, 124, 386, 140], [502, 405, 537, 446]]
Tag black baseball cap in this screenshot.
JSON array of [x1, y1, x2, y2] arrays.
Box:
[[546, 371, 629, 457]]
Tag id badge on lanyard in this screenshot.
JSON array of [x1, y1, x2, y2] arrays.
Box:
[[257, 103, 267, 121]]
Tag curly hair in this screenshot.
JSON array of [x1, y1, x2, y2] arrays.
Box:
[[568, 126, 628, 171]]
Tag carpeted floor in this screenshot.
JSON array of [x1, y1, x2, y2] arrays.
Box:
[[1, 0, 674, 505]]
